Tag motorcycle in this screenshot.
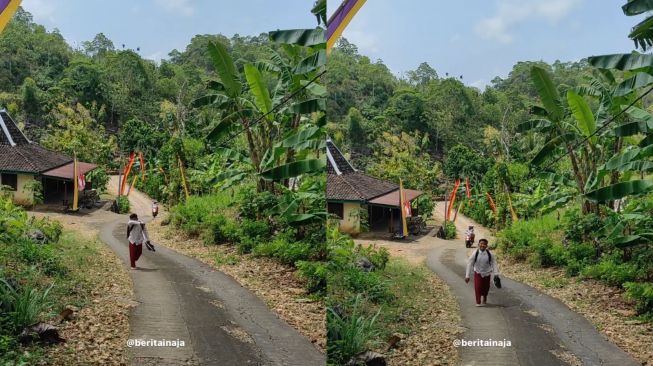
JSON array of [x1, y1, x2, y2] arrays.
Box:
[[464, 233, 475, 248]]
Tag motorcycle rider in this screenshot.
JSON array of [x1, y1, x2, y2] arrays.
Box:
[[464, 225, 475, 247]]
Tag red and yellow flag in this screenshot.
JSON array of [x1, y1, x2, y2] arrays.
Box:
[[0, 0, 21, 34], [120, 152, 136, 195]]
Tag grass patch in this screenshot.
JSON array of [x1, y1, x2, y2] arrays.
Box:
[[215, 252, 241, 266]]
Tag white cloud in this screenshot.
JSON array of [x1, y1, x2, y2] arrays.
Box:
[[469, 78, 489, 90], [155, 0, 194, 16], [344, 29, 380, 54], [21, 0, 56, 23], [475, 0, 582, 44]]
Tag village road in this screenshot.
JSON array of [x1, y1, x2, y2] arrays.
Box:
[[357, 202, 638, 366], [94, 177, 325, 365]]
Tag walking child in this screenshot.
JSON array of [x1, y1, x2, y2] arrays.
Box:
[[464, 238, 500, 306], [127, 213, 152, 269]]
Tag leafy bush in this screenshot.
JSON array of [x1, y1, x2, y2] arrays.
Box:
[[354, 244, 389, 270], [581, 255, 640, 287], [296, 260, 327, 294], [240, 219, 271, 242], [624, 282, 653, 318], [29, 217, 63, 244], [327, 295, 380, 365], [563, 210, 602, 243], [238, 188, 279, 220], [443, 220, 457, 240], [171, 194, 235, 236], [498, 214, 561, 263], [201, 214, 239, 245], [15, 238, 65, 276], [254, 235, 314, 264], [116, 196, 130, 214], [86, 167, 109, 193]]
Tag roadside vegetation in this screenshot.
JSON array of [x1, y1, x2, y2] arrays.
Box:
[[326, 225, 460, 365], [0, 193, 129, 365]]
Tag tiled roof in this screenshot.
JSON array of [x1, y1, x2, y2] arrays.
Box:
[[327, 139, 356, 175], [327, 172, 398, 201], [0, 110, 72, 173], [0, 144, 72, 173]]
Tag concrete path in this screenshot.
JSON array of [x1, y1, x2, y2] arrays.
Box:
[[97, 177, 324, 365], [425, 204, 639, 366]]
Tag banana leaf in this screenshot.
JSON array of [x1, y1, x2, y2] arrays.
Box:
[[516, 119, 552, 133], [260, 159, 326, 180], [622, 0, 653, 15], [244, 64, 273, 120], [585, 180, 653, 202], [531, 66, 564, 120], [614, 72, 653, 96], [567, 90, 597, 145], [269, 28, 325, 47], [207, 42, 241, 98], [588, 53, 653, 72], [294, 49, 326, 74]]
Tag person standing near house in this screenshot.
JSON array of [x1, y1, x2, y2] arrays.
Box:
[[464, 238, 500, 306], [127, 213, 151, 269]]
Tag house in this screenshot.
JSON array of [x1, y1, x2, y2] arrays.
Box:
[[0, 110, 96, 206], [326, 139, 423, 234]]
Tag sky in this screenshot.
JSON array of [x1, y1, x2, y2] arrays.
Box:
[[333, 0, 642, 89], [21, 0, 319, 62]]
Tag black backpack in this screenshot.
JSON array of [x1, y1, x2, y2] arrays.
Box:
[[474, 249, 491, 264]]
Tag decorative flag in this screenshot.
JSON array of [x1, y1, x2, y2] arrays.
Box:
[[399, 179, 409, 237], [178, 157, 190, 199], [507, 192, 519, 222], [327, 0, 367, 53], [78, 174, 86, 191], [139, 152, 146, 182], [0, 0, 21, 34], [453, 200, 464, 222], [159, 166, 169, 184], [120, 152, 136, 195], [485, 192, 497, 215], [72, 154, 79, 211], [127, 174, 138, 196], [447, 179, 461, 220]]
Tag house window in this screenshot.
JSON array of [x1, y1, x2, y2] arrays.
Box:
[[1, 173, 17, 191], [328, 202, 344, 219]]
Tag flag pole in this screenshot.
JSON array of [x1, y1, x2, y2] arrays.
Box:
[[72, 153, 79, 211]]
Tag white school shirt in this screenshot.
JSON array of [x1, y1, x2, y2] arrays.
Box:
[[465, 249, 499, 279], [127, 220, 149, 245]]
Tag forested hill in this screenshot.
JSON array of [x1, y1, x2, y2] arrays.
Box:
[[0, 8, 278, 165], [326, 38, 594, 171]]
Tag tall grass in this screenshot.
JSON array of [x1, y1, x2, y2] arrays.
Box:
[[327, 294, 380, 365], [0, 279, 53, 331]]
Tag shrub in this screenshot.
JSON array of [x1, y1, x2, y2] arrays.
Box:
[[498, 214, 560, 263], [240, 219, 271, 242], [86, 167, 109, 193], [201, 214, 237, 245], [116, 196, 130, 214], [563, 210, 602, 243], [237, 237, 258, 254], [15, 238, 64, 276], [581, 255, 640, 287], [296, 260, 327, 294], [624, 282, 653, 318], [29, 217, 63, 244], [254, 236, 314, 264], [443, 220, 457, 240], [327, 295, 380, 365], [354, 244, 389, 270], [170, 194, 234, 236], [238, 188, 278, 220]]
